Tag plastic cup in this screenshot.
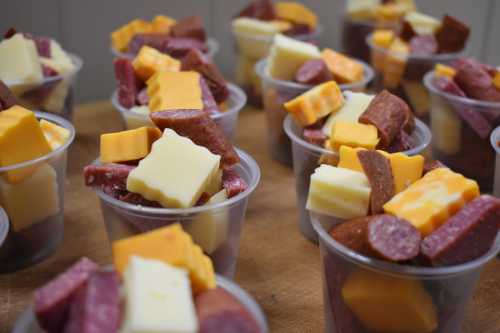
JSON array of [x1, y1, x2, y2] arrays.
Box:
[[311, 212, 500, 333], [111, 82, 247, 141], [0, 112, 75, 273], [93, 148, 260, 278], [256, 58, 375, 166], [367, 34, 461, 123], [491, 127, 500, 197], [284, 114, 431, 243], [424, 71, 500, 192], [11, 274, 268, 333], [5, 54, 83, 121], [232, 27, 322, 107]]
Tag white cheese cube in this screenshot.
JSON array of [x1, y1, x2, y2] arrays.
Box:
[[430, 96, 461, 155], [124, 106, 155, 129], [0, 34, 43, 84], [347, 0, 380, 20], [42, 79, 70, 114], [232, 17, 279, 59], [405, 12, 441, 35], [49, 39, 76, 75]]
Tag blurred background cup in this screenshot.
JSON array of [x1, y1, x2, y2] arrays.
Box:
[[491, 126, 500, 197]]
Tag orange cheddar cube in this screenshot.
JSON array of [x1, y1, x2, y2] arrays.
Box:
[[147, 71, 203, 112], [151, 15, 176, 33], [132, 46, 181, 81], [384, 168, 479, 236], [111, 19, 153, 52], [435, 64, 456, 79], [493, 71, 500, 90], [379, 151, 424, 194], [372, 29, 395, 49], [284, 81, 344, 127], [331, 121, 379, 151], [338, 146, 366, 172], [321, 49, 364, 84], [382, 38, 409, 88], [275, 2, 318, 29], [100, 126, 161, 163]]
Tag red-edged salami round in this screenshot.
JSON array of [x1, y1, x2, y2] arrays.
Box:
[[295, 59, 333, 85]]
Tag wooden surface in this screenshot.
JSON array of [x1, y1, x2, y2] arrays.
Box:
[[1, 103, 500, 332]]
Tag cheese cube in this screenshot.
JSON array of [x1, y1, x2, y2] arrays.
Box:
[[133, 46, 181, 81], [49, 40, 76, 75], [321, 49, 364, 84], [322, 91, 374, 135], [394, 0, 417, 13], [0, 34, 43, 84], [384, 168, 479, 236], [41, 79, 70, 114], [430, 97, 462, 155], [267, 34, 320, 81], [435, 64, 457, 79], [401, 80, 429, 117], [493, 71, 500, 90], [346, 0, 380, 20], [382, 38, 409, 88], [205, 169, 223, 197], [40, 119, 70, 150], [404, 12, 441, 35], [331, 121, 379, 151], [232, 17, 279, 37], [373, 3, 407, 22], [372, 29, 395, 49], [232, 18, 278, 59], [100, 127, 162, 164], [125, 106, 155, 129], [111, 19, 153, 52], [338, 146, 366, 172], [0, 106, 52, 184], [269, 20, 293, 32], [151, 15, 177, 33], [307, 165, 371, 219], [147, 71, 203, 112], [0, 163, 59, 231], [127, 129, 220, 208], [379, 151, 424, 194], [274, 2, 318, 29], [284, 81, 344, 126], [121, 256, 198, 333]]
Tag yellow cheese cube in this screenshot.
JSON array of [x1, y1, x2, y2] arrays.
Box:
[[321, 49, 364, 84], [151, 15, 176, 33], [0, 106, 52, 184], [338, 146, 366, 172], [41, 79, 70, 114], [346, 0, 379, 20], [111, 19, 153, 52], [435, 64, 457, 79], [493, 71, 500, 90], [269, 20, 293, 32], [401, 80, 429, 117], [372, 29, 395, 48], [147, 71, 203, 112], [100, 127, 162, 164], [379, 151, 424, 194], [39, 119, 70, 150], [127, 129, 221, 208], [384, 168, 479, 236], [374, 3, 406, 22], [0, 34, 43, 85], [394, 0, 417, 13], [232, 18, 278, 59], [382, 38, 409, 88], [275, 2, 318, 29], [284, 81, 344, 126], [331, 121, 379, 151], [405, 12, 441, 35], [132, 46, 181, 81], [202, 256, 216, 290]]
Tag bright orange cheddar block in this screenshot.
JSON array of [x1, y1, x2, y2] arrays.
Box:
[[284, 81, 344, 126], [331, 121, 379, 151], [147, 71, 203, 112], [342, 269, 438, 333], [39, 119, 70, 150], [337, 146, 366, 172], [100, 126, 162, 163], [0, 106, 51, 184], [274, 2, 318, 29], [435, 64, 456, 79], [151, 15, 176, 33], [493, 71, 500, 90], [321, 49, 364, 84], [372, 29, 395, 48], [384, 168, 479, 236], [379, 151, 424, 194], [111, 19, 153, 52], [113, 223, 216, 293], [132, 46, 181, 81]]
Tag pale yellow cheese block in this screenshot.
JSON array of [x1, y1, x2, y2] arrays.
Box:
[[346, 0, 380, 20], [404, 12, 441, 35], [49, 39, 76, 74], [0, 34, 43, 84], [125, 106, 155, 129], [232, 18, 278, 59], [430, 96, 462, 155]]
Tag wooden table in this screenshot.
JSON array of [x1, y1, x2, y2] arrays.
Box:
[[1, 103, 500, 332]]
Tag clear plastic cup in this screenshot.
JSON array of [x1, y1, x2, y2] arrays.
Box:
[[0, 112, 75, 273], [11, 274, 268, 333], [491, 127, 500, 197], [284, 114, 431, 243], [311, 212, 500, 333], [367, 34, 462, 123], [93, 148, 260, 278], [111, 82, 247, 141], [256, 58, 375, 166], [0, 207, 9, 251], [424, 71, 500, 192], [233, 27, 322, 107], [5, 54, 83, 122]]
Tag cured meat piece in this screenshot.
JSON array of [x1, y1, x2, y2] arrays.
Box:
[[196, 192, 211, 206], [367, 214, 421, 262], [400, 21, 417, 41], [387, 130, 415, 153], [283, 23, 312, 37], [295, 59, 333, 85], [235, 0, 276, 20], [328, 217, 372, 256], [33, 36, 52, 58], [34, 258, 99, 333], [164, 37, 208, 59], [455, 58, 500, 102], [114, 58, 143, 108], [63, 270, 121, 333], [359, 90, 410, 148], [222, 168, 248, 198], [200, 77, 220, 114], [423, 160, 447, 174], [136, 87, 149, 105], [42, 64, 59, 77], [150, 110, 239, 167], [83, 163, 135, 191], [432, 76, 466, 97], [3, 27, 17, 39], [127, 33, 169, 54], [302, 128, 328, 146], [171, 16, 207, 42], [0, 79, 18, 110], [435, 15, 470, 53], [195, 287, 261, 333], [358, 150, 395, 214], [420, 195, 500, 266], [409, 35, 438, 56]]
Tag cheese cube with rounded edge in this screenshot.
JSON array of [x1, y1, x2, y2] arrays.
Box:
[[100, 127, 162, 164], [404, 12, 441, 35], [127, 129, 221, 208], [321, 49, 364, 84], [338, 146, 366, 172], [322, 91, 374, 135], [307, 165, 371, 219], [435, 64, 457, 79], [40, 119, 70, 150], [147, 71, 203, 112], [121, 256, 198, 333], [0, 34, 43, 84], [111, 19, 153, 52], [331, 121, 379, 151], [379, 151, 424, 194], [274, 2, 318, 29], [151, 15, 177, 33], [132, 46, 181, 81]]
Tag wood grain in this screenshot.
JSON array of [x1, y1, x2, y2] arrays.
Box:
[[0, 103, 499, 332]]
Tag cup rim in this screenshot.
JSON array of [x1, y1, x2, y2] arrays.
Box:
[[94, 147, 261, 215], [111, 82, 247, 122], [0, 207, 9, 249], [340, 14, 400, 28], [0, 111, 76, 173], [255, 57, 375, 91], [423, 71, 500, 109], [283, 112, 432, 158], [491, 126, 500, 155], [232, 24, 323, 43], [311, 212, 500, 278]]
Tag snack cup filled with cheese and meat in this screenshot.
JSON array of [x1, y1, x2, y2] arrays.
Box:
[[307, 152, 500, 333], [110, 15, 219, 60], [491, 127, 500, 197], [13, 225, 268, 333], [284, 87, 431, 242], [84, 111, 260, 278], [256, 35, 374, 166], [0, 102, 75, 273], [231, 0, 322, 107], [0, 30, 82, 121], [367, 12, 470, 123]]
